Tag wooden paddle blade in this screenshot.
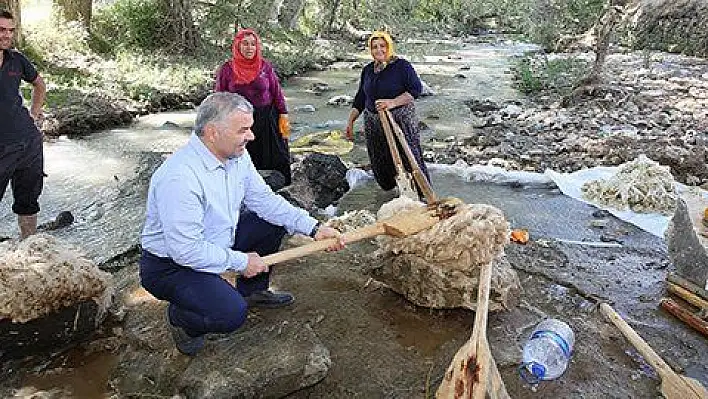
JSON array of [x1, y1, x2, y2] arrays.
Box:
[[600, 303, 708, 399], [661, 375, 708, 399], [679, 376, 708, 398], [381, 208, 441, 237], [385, 109, 438, 205]]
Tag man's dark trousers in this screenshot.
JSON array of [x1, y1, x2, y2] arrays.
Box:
[[139, 210, 287, 337]]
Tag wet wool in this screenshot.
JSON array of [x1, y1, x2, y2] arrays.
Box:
[[371, 197, 521, 311], [0, 234, 113, 323]]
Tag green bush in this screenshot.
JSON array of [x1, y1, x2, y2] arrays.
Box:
[[514, 54, 590, 95], [23, 13, 91, 61], [92, 0, 165, 50]]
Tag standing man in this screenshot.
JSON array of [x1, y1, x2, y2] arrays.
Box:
[[0, 10, 46, 239], [140, 92, 344, 356]]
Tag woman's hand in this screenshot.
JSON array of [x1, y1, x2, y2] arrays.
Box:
[[313, 225, 346, 252], [375, 99, 397, 111]]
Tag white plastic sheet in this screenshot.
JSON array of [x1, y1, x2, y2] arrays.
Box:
[[545, 167, 708, 239]]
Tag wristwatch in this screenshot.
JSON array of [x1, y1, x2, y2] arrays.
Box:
[[309, 221, 322, 238]]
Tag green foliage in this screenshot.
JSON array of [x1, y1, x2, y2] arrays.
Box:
[[92, 0, 165, 50], [520, 0, 605, 50], [513, 53, 590, 95], [516, 59, 543, 93], [23, 13, 91, 60]]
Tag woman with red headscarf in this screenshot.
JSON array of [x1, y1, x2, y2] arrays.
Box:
[[215, 29, 292, 186]]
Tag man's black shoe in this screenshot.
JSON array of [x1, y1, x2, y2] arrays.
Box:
[[245, 290, 295, 308], [165, 307, 205, 356]]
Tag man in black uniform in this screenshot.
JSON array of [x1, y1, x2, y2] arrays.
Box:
[[0, 10, 46, 239]]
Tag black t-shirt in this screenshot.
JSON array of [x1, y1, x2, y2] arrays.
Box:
[[0, 49, 40, 144]]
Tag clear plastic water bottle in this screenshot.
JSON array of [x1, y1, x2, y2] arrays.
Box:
[[519, 318, 575, 384]]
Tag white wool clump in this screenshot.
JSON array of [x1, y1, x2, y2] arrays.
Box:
[[0, 234, 113, 323], [376, 196, 422, 220], [376, 198, 510, 270], [581, 154, 677, 215], [370, 197, 520, 311], [326, 210, 377, 233]]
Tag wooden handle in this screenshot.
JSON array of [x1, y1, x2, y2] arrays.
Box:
[[667, 282, 708, 311], [599, 303, 674, 376], [378, 110, 407, 175], [471, 259, 494, 399], [667, 272, 708, 302], [384, 109, 438, 204], [261, 223, 385, 266], [660, 297, 708, 337]]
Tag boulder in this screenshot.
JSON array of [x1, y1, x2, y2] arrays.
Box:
[[665, 198, 708, 288], [110, 276, 331, 398], [279, 153, 349, 210], [369, 199, 520, 311], [0, 234, 112, 360], [0, 301, 101, 361]]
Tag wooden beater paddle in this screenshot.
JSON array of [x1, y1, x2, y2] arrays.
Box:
[[221, 199, 461, 284], [600, 303, 708, 399], [383, 109, 438, 205], [378, 109, 418, 200], [437, 253, 509, 399]]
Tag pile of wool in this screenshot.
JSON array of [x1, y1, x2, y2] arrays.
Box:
[[0, 234, 113, 323], [581, 155, 678, 215], [325, 209, 376, 233], [371, 197, 520, 311]]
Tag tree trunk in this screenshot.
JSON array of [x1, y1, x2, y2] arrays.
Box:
[[562, 0, 634, 106], [289, 0, 306, 30], [0, 0, 22, 46], [584, 2, 624, 85], [160, 0, 199, 53], [326, 0, 342, 32], [54, 0, 92, 29], [268, 0, 285, 25]]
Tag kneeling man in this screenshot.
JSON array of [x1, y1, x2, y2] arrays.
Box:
[[140, 92, 343, 356]]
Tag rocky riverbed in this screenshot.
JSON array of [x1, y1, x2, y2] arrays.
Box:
[[419, 50, 708, 188]]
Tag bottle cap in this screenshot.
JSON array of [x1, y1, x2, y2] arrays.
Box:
[[518, 361, 546, 384]]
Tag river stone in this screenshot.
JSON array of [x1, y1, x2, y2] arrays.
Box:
[[326, 95, 354, 106], [369, 200, 520, 311], [665, 198, 708, 287], [369, 252, 520, 312], [110, 298, 331, 398], [279, 153, 349, 210], [259, 170, 288, 191]]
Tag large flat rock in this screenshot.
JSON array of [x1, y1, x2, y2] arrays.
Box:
[[666, 197, 708, 288], [110, 276, 331, 398]]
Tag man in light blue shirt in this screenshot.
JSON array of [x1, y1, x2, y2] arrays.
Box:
[[140, 92, 343, 356]]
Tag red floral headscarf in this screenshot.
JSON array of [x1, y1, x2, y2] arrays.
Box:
[[231, 28, 263, 85]]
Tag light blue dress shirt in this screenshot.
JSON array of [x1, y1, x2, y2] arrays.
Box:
[[141, 133, 317, 274]]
